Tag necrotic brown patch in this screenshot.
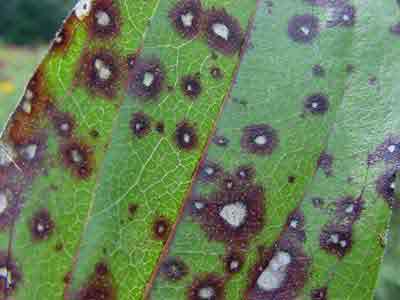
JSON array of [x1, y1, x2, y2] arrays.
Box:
[[181, 75, 202, 99], [88, 0, 121, 39], [0, 251, 22, 297], [240, 124, 279, 156], [192, 184, 265, 247], [169, 0, 202, 39], [205, 9, 243, 55], [77, 262, 116, 300], [80, 50, 120, 99], [130, 112, 151, 138], [160, 257, 189, 281], [29, 209, 55, 241], [51, 15, 76, 55], [246, 236, 310, 300], [368, 136, 400, 165], [335, 196, 364, 223], [128, 58, 165, 100], [174, 121, 198, 151], [152, 216, 171, 243], [288, 14, 319, 44], [376, 169, 398, 207], [320, 223, 352, 258], [187, 273, 225, 300], [61, 141, 94, 179], [327, 5, 356, 27], [317, 151, 333, 176]]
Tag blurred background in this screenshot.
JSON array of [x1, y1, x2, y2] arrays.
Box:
[[0, 1, 398, 299]]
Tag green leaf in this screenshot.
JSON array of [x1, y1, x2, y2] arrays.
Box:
[[0, 0, 398, 300]]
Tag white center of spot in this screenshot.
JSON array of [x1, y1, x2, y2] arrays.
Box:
[[290, 220, 298, 229], [230, 260, 240, 270], [342, 14, 350, 21], [312, 101, 319, 109], [71, 149, 83, 163], [390, 181, 396, 190], [37, 223, 45, 233], [194, 201, 204, 210], [0, 267, 12, 287], [96, 10, 111, 26], [183, 133, 191, 144], [60, 123, 70, 132], [340, 240, 347, 248], [204, 166, 214, 176], [256, 251, 292, 291], [329, 234, 339, 244], [198, 286, 215, 299], [94, 59, 112, 81], [345, 204, 354, 214], [212, 23, 230, 40], [0, 192, 8, 214], [21, 100, 32, 114], [22, 144, 38, 160], [75, 0, 92, 20], [143, 72, 155, 87], [25, 89, 34, 101], [181, 12, 194, 27], [388, 145, 396, 153], [219, 202, 247, 228], [300, 26, 310, 35], [254, 135, 267, 145]]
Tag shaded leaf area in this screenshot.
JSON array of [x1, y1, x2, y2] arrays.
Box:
[[0, 0, 258, 299], [147, 0, 399, 300]]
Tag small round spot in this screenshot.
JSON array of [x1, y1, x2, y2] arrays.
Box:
[[235, 165, 255, 182], [89, 0, 120, 38], [224, 252, 244, 274], [212, 135, 229, 147], [312, 197, 324, 208], [152, 217, 171, 242], [288, 14, 320, 43], [181, 75, 202, 99], [210, 67, 223, 80], [128, 204, 138, 217], [288, 176, 296, 183], [304, 93, 329, 114], [128, 58, 165, 100], [199, 161, 222, 182], [30, 209, 55, 241], [169, 0, 202, 39], [130, 112, 151, 138], [240, 124, 279, 155], [205, 9, 243, 55], [155, 122, 165, 134], [312, 64, 325, 77], [317, 151, 333, 176], [174, 121, 198, 151], [82, 51, 119, 98], [160, 257, 188, 281]]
